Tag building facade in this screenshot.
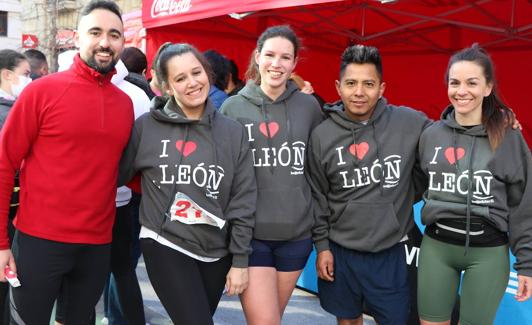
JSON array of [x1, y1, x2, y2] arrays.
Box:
[[20, 0, 142, 71], [0, 0, 23, 50]]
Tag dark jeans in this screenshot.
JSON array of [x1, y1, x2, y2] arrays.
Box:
[[105, 193, 143, 324]]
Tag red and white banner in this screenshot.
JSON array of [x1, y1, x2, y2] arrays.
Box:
[[21, 34, 38, 48], [55, 29, 76, 49], [123, 10, 146, 49], [142, 0, 343, 28]]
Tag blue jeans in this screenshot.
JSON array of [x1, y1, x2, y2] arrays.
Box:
[[104, 193, 140, 325]]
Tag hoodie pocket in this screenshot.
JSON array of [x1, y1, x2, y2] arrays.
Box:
[[254, 187, 311, 240], [161, 205, 228, 256], [331, 201, 399, 251]]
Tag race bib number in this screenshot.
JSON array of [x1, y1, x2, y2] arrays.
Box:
[[169, 192, 226, 229]]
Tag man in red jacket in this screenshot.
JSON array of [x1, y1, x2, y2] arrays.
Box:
[[0, 0, 133, 323]]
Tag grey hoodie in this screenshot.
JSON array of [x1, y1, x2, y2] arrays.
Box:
[[0, 97, 14, 130], [419, 106, 532, 276], [119, 97, 257, 267], [309, 98, 430, 253], [220, 80, 324, 241]]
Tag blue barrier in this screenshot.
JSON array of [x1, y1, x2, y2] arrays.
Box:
[[297, 202, 532, 323]]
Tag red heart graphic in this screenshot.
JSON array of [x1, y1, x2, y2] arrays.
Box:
[[259, 122, 279, 138], [348, 142, 369, 160], [175, 140, 197, 157], [444, 147, 465, 165]]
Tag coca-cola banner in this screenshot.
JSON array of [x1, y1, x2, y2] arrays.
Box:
[[142, 0, 343, 28]]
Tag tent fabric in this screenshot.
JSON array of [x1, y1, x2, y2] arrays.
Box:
[[143, 0, 532, 143], [143, 0, 343, 28]]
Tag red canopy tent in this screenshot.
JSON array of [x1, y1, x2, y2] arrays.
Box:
[[142, 0, 532, 143]]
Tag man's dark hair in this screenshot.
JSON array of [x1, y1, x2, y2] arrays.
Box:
[[121, 47, 147, 74], [203, 50, 230, 90], [340, 45, 383, 80], [228, 59, 242, 85], [80, 0, 122, 22], [23, 49, 47, 75]]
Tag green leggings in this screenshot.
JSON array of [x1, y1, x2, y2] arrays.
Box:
[[418, 235, 509, 325]]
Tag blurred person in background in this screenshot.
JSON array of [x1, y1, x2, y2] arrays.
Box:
[[0, 48, 30, 325], [121, 47, 155, 99], [23, 49, 48, 80], [225, 59, 244, 97], [204, 49, 229, 109]]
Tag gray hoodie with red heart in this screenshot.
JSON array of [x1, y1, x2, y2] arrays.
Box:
[[309, 98, 430, 253], [220, 80, 324, 241], [119, 96, 257, 267], [418, 105, 532, 276]]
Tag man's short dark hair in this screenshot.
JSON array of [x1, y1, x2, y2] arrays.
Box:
[[228, 59, 242, 85], [203, 50, 230, 90], [121, 47, 147, 74], [340, 45, 383, 80], [24, 49, 47, 71], [80, 0, 122, 22]]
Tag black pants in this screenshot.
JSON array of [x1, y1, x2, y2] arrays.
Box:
[[56, 197, 145, 325], [141, 238, 231, 325], [10, 231, 110, 325]]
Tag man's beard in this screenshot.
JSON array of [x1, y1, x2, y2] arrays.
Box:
[[86, 48, 118, 74]]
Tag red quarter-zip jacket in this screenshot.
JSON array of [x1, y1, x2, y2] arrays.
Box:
[[0, 54, 133, 248]]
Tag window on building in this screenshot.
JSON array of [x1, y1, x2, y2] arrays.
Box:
[[0, 11, 7, 37]]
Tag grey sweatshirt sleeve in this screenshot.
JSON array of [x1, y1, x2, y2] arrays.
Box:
[[225, 126, 257, 268], [506, 134, 532, 276], [413, 113, 433, 202], [307, 131, 332, 252], [118, 122, 141, 187]]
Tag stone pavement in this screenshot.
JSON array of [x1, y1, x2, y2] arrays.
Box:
[[91, 257, 376, 325]]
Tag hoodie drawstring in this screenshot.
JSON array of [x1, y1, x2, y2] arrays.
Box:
[[452, 129, 460, 173], [464, 135, 476, 254], [260, 99, 275, 174], [284, 101, 293, 149], [372, 123, 384, 197], [350, 128, 358, 166], [160, 124, 191, 234]]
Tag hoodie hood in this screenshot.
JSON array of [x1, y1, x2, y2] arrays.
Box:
[[0, 97, 14, 108], [150, 96, 217, 126], [0, 96, 15, 129], [238, 79, 300, 106], [440, 105, 487, 137], [111, 60, 128, 84], [324, 97, 388, 130]]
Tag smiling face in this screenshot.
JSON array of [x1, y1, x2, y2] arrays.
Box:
[[447, 60, 492, 125], [164, 52, 210, 119], [336, 63, 385, 122], [76, 8, 124, 74], [255, 36, 297, 99]]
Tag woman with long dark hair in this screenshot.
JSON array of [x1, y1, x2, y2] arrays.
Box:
[[417, 44, 532, 325], [119, 43, 256, 324]]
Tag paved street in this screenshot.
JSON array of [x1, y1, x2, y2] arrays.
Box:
[[91, 257, 376, 325]]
